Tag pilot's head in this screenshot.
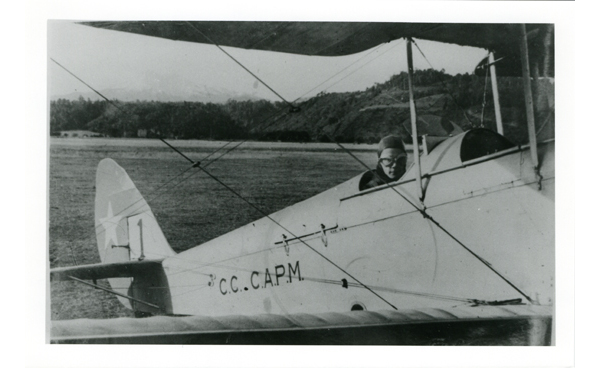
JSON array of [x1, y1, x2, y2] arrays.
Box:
[[377, 135, 407, 180]]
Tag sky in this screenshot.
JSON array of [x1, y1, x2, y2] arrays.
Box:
[[48, 21, 489, 102]]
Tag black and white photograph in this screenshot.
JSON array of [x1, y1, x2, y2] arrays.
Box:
[[48, 20, 555, 345], [10, 0, 586, 366]]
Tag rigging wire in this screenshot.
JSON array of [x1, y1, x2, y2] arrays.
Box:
[[93, 154, 197, 255], [119, 243, 498, 306], [92, 109, 294, 254], [50, 46, 408, 311], [52, 33, 534, 307], [155, 154, 543, 284], [309, 40, 404, 97], [109, 265, 481, 305], [296, 42, 389, 100], [199, 110, 292, 168], [195, 140, 233, 163], [185, 22, 297, 109], [90, 109, 292, 260], [306, 118, 535, 304], [100, 229, 520, 306], [410, 40, 476, 128], [182, 40, 405, 172], [50, 58, 299, 260], [300, 113, 535, 303], [51, 100, 293, 265], [192, 44, 393, 168], [192, 164, 399, 310], [51, 29, 402, 232], [51, 58, 125, 115], [148, 38, 406, 187], [57, 42, 356, 244], [286, 43, 535, 303]]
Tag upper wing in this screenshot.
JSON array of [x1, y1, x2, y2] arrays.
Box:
[[80, 22, 550, 56]]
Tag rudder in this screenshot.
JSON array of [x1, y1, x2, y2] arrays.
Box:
[[94, 158, 176, 311]]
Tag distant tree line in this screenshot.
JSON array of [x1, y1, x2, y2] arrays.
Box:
[[50, 69, 535, 143]]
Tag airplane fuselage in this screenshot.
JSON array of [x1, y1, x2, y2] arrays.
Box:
[[158, 132, 554, 316]]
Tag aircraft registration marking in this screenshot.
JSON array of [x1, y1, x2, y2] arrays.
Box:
[[218, 260, 303, 296]]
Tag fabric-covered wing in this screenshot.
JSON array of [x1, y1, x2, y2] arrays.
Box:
[[51, 305, 553, 345], [80, 22, 550, 57]]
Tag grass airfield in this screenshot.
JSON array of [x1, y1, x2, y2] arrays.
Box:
[[49, 137, 382, 320]]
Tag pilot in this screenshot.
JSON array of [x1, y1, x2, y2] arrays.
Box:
[[359, 135, 408, 191]]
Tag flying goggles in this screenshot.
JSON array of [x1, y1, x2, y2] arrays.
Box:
[[378, 154, 407, 167]]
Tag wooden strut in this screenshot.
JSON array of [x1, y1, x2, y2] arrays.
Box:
[[519, 24, 540, 176], [406, 38, 424, 202], [488, 52, 504, 135]]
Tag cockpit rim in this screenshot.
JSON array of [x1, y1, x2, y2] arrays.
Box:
[[341, 138, 554, 202]]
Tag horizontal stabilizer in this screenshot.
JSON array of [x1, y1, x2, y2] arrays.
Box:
[[50, 259, 165, 282]]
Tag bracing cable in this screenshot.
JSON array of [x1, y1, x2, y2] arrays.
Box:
[[185, 22, 297, 110], [410, 39, 476, 128], [191, 164, 398, 310], [50, 59, 301, 261], [51, 32, 535, 308], [50, 38, 409, 312], [305, 125, 535, 304], [297, 42, 390, 100]]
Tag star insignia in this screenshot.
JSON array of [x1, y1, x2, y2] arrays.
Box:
[[99, 202, 124, 250]]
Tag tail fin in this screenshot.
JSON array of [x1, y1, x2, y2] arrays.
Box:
[[95, 159, 175, 313], [95, 158, 176, 263]]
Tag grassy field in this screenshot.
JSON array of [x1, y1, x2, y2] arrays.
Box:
[[49, 137, 389, 320]]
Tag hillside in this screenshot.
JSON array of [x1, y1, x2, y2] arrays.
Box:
[[50, 69, 554, 145]]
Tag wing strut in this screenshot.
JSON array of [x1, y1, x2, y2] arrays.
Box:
[[406, 38, 424, 202], [519, 24, 541, 187], [488, 52, 504, 135], [53, 28, 536, 307], [327, 140, 536, 305]]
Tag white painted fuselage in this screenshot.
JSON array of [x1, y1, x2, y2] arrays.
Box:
[[162, 133, 555, 316]]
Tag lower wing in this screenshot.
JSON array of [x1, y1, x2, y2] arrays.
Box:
[[51, 305, 552, 345]]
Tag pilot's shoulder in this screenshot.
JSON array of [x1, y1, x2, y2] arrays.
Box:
[[359, 170, 382, 191]]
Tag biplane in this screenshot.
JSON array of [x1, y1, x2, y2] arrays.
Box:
[[50, 22, 555, 345]]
